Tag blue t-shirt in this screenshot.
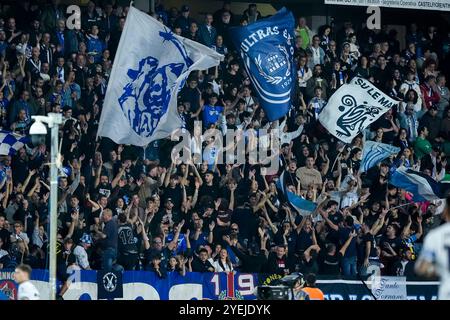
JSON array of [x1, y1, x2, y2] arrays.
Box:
[[202, 105, 224, 127], [338, 226, 357, 258], [166, 233, 187, 255], [191, 231, 209, 250], [86, 36, 105, 63], [0, 98, 10, 111]]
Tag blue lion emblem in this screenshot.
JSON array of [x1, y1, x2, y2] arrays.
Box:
[[118, 30, 193, 137]]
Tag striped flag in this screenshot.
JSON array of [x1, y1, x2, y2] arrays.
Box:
[[276, 170, 317, 215], [0, 130, 29, 156], [360, 141, 400, 173], [389, 167, 450, 202]]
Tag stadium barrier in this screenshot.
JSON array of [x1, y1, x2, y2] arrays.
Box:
[[0, 270, 439, 300]]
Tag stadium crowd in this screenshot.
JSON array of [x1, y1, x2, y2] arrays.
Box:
[[0, 0, 449, 294]]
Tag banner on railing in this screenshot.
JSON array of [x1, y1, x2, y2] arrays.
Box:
[[324, 0, 450, 11], [0, 270, 439, 300]]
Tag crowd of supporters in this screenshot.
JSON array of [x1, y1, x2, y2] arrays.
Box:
[[0, 0, 449, 296]]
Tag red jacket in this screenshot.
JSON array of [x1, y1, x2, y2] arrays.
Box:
[[420, 83, 440, 109]]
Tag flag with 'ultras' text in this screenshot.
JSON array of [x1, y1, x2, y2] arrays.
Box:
[[319, 77, 399, 144], [230, 8, 296, 122], [97, 6, 223, 146]]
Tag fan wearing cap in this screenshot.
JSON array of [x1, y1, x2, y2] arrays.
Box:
[[141, 221, 185, 271], [73, 233, 92, 270], [175, 5, 196, 36], [222, 60, 243, 90]]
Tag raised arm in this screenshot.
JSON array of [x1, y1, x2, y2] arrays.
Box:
[[320, 208, 339, 231], [167, 220, 185, 251], [111, 166, 126, 189], [262, 206, 278, 234], [339, 230, 357, 256], [163, 162, 175, 188]]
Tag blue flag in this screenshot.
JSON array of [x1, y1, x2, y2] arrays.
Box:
[[230, 8, 295, 122], [360, 140, 400, 172], [287, 190, 318, 213], [276, 170, 317, 215], [389, 167, 450, 202]]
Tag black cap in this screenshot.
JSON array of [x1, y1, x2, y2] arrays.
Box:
[[165, 197, 173, 203], [181, 5, 190, 12]]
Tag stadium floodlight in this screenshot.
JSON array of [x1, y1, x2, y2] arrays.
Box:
[[30, 113, 63, 300]]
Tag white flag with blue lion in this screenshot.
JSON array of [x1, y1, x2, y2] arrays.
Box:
[[98, 6, 223, 146]]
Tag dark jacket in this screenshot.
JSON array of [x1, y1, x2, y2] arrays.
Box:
[[191, 256, 214, 273], [229, 245, 268, 273], [266, 252, 295, 275], [198, 24, 217, 48]]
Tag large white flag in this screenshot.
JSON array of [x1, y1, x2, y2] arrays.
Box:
[[97, 6, 223, 146], [318, 77, 398, 144]]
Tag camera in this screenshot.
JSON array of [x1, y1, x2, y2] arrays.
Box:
[[257, 286, 290, 300], [29, 120, 48, 146]]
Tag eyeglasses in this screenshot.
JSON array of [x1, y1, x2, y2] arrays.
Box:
[[153, 241, 162, 244], [231, 228, 238, 231]]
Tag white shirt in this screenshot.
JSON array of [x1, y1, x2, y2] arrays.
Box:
[[213, 259, 233, 272], [279, 120, 304, 145], [74, 245, 90, 269], [18, 281, 40, 300], [418, 223, 450, 300], [310, 46, 322, 65]]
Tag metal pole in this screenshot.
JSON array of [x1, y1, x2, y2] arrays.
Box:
[[48, 113, 61, 300]]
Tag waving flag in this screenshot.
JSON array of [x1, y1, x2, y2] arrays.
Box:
[[319, 77, 399, 143], [360, 141, 400, 173], [230, 8, 296, 122], [0, 130, 29, 155], [97, 6, 223, 146], [276, 170, 317, 215], [389, 167, 450, 202]]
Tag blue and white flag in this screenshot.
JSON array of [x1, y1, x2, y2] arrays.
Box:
[[286, 190, 318, 214], [319, 77, 399, 143], [276, 170, 317, 215], [0, 130, 29, 155], [97, 7, 223, 146], [389, 167, 450, 202], [230, 8, 295, 122], [360, 141, 400, 173]]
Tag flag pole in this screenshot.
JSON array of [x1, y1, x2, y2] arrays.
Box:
[[388, 202, 415, 211], [330, 148, 344, 174]]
